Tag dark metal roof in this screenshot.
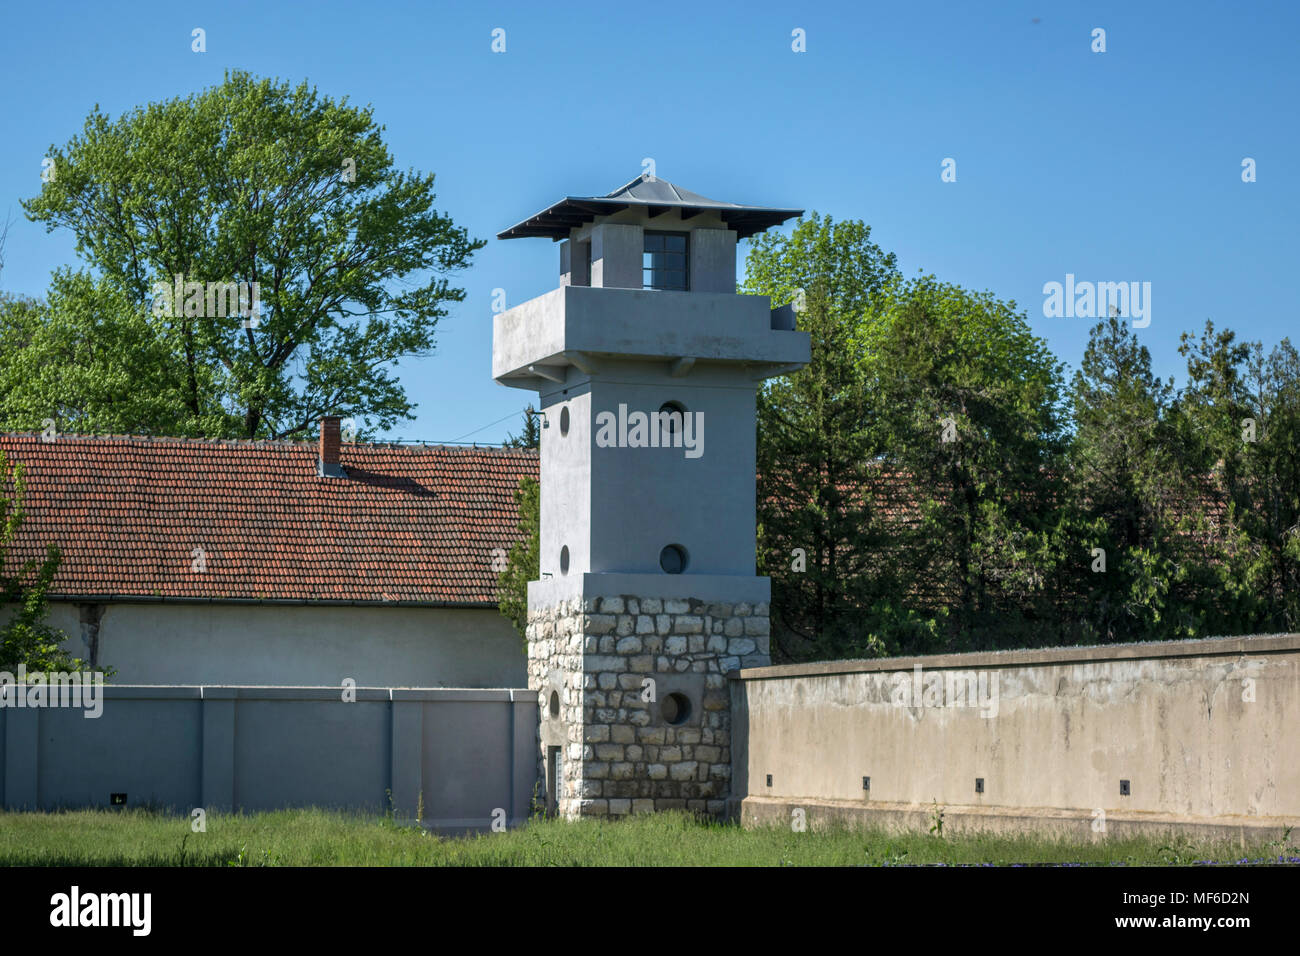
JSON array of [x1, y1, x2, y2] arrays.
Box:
[[497, 176, 803, 241]]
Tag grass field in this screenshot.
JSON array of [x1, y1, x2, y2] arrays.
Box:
[[1, 809, 1297, 866]]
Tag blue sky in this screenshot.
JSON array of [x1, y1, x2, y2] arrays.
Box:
[[2, 1, 1296, 443]]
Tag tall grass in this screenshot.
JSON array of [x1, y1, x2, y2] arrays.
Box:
[[0, 808, 1293, 867]]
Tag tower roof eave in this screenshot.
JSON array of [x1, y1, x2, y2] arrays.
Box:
[[496, 176, 802, 241]]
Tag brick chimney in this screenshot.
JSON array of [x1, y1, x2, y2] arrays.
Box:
[[318, 416, 345, 478]]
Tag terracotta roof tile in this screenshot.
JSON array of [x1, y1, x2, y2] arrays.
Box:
[[0, 433, 539, 606]]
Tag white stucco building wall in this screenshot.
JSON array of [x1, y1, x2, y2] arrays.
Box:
[[41, 602, 526, 687]]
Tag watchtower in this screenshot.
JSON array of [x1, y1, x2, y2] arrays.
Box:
[[494, 174, 809, 817]]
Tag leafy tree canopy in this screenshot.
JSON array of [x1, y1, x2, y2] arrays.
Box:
[[18, 70, 483, 439]]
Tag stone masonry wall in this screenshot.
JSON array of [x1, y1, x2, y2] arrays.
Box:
[[527, 595, 770, 819]]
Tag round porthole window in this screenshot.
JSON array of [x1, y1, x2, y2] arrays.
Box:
[[658, 401, 686, 443], [560, 406, 570, 435], [549, 691, 560, 718], [560, 546, 570, 575], [659, 544, 688, 574], [661, 692, 691, 725]]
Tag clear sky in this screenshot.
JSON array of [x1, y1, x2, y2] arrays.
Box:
[[2, 1, 1296, 443]]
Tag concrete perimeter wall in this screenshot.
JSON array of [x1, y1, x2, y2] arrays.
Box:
[[730, 634, 1300, 841], [0, 686, 537, 830]]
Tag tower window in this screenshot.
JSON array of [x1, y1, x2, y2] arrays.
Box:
[[661, 692, 692, 725], [643, 231, 688, 291], [657, 401, 685, 444], [659, 544, 688, 574]]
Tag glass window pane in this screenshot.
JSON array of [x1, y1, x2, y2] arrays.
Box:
[[642, 232, 689, 290]]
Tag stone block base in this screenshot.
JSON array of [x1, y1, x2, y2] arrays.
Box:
[[527, 592, 770, 819]]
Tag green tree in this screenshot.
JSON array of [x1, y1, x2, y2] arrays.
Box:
[[0, 450, 85, 672], [497, 476, 540, 645], [1168, 322, 1300, 635], [1174, 321, 1254, 485], [1058, 318, 1300, 644], [1063, 317, 1181, 642], [858, 275, 1068, 653], [0, 271, 195, 435], [744, 218, 1069, 659], [741, 213, 904, 661], [503, 406, 541, 449], [1239, 336, 1300, 631], [20, 70, 483, 439], [1069, 317, 1176, 547]]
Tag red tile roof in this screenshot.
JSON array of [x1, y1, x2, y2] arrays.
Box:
[[0, 433, 539, 606]]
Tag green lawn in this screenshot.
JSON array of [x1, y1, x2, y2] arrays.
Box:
[[1, 808, 1296, 866]]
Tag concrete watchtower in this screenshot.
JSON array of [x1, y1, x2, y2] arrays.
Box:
[[494, 174, 809, 818]]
